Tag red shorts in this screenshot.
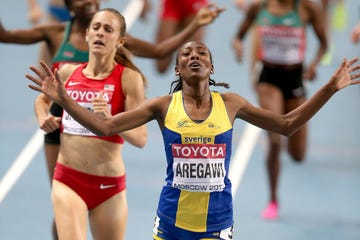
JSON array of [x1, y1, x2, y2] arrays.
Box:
[[53, 162, 126, 210], [160, 0, 209, 21]]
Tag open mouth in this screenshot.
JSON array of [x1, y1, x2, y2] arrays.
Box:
[[189, 62, 201, 69], [85, 4, 97, 14], [93, 40, 105, 46]]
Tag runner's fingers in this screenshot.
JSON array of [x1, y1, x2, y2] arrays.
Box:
[[25, 73, 42, 87], [25, 72, 45, 93], [206, 3, 224, 17], [49, 119, 60, 130], [29, 65, 47, 80], [348, 58, 359, 68], [54, 69, 61, 83], [28, 84, 43, 93], [348, 65, 360, 73], [40, 60, 54, 77], [350, 72, 360, 80]]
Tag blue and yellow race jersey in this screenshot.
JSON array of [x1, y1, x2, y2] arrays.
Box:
[[157, 91, 234, 232]]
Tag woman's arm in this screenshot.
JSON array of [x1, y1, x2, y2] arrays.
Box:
[[231, 58, 360, 135], [302, 0, 328, 80], [34, 93, 61, 133], [124, 4, 225, 58], [33, 63, 77, 133], [232, 2, 261, 62], [88, 65, 149, 147], [0, 20, 60, 44], [116, 67, 147, 148]]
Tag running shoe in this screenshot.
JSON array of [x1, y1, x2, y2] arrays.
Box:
[[321, 43, 334, 66], [261, 201, 278, 220], [332, 0, 347, 31]]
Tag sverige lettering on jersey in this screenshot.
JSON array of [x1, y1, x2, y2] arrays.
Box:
[[183, 135, 212, 144], [171, 143, 226, 192]]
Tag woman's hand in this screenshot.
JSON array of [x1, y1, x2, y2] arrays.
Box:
[[328, 58, 360, 92], [26, 60, 66, 104], [195, 3, 225, 27]]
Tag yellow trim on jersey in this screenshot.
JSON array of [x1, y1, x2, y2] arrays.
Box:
[[153, 235, 164, 240], [165, 91, 232, 136]]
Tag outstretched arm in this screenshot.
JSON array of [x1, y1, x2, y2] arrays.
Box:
[[0, 20, 57, 44], [124, 3, 225, 58], [26, 61, 160, 136], [234, 58, 360, 135]]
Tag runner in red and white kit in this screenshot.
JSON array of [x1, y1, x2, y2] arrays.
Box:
[[34, 8, 148, 239]]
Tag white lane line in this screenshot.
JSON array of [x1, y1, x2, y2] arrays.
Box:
[[0, 0, 144, 204], [229, 124, 261, 198], [122, 0, 145, 28], [0, 129, 44, 203]]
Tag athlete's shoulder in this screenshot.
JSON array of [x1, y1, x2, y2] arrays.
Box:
[[58, 63, 81, 82], [143, 95, 172, 118], [221, 92, 248, 107]]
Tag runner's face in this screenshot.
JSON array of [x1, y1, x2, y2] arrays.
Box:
[[70, 0, 100, 21], [175, 41, 214, 82], [87, 11, 123, 55]]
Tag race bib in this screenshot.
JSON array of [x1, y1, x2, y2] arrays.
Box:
[[62, 89, 112, 136], [171, 143, 226, 192], [259, 25, 305, 64]]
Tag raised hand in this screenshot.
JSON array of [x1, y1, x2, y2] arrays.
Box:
[[195, 3, 225, 27], [26, 60, 66, 104], [27, 0, 44, 25], [329, 58, 360, 91], [234, 0, 249, 12]]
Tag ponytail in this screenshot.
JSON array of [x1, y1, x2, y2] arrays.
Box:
[[115, 46, 148, 88]]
